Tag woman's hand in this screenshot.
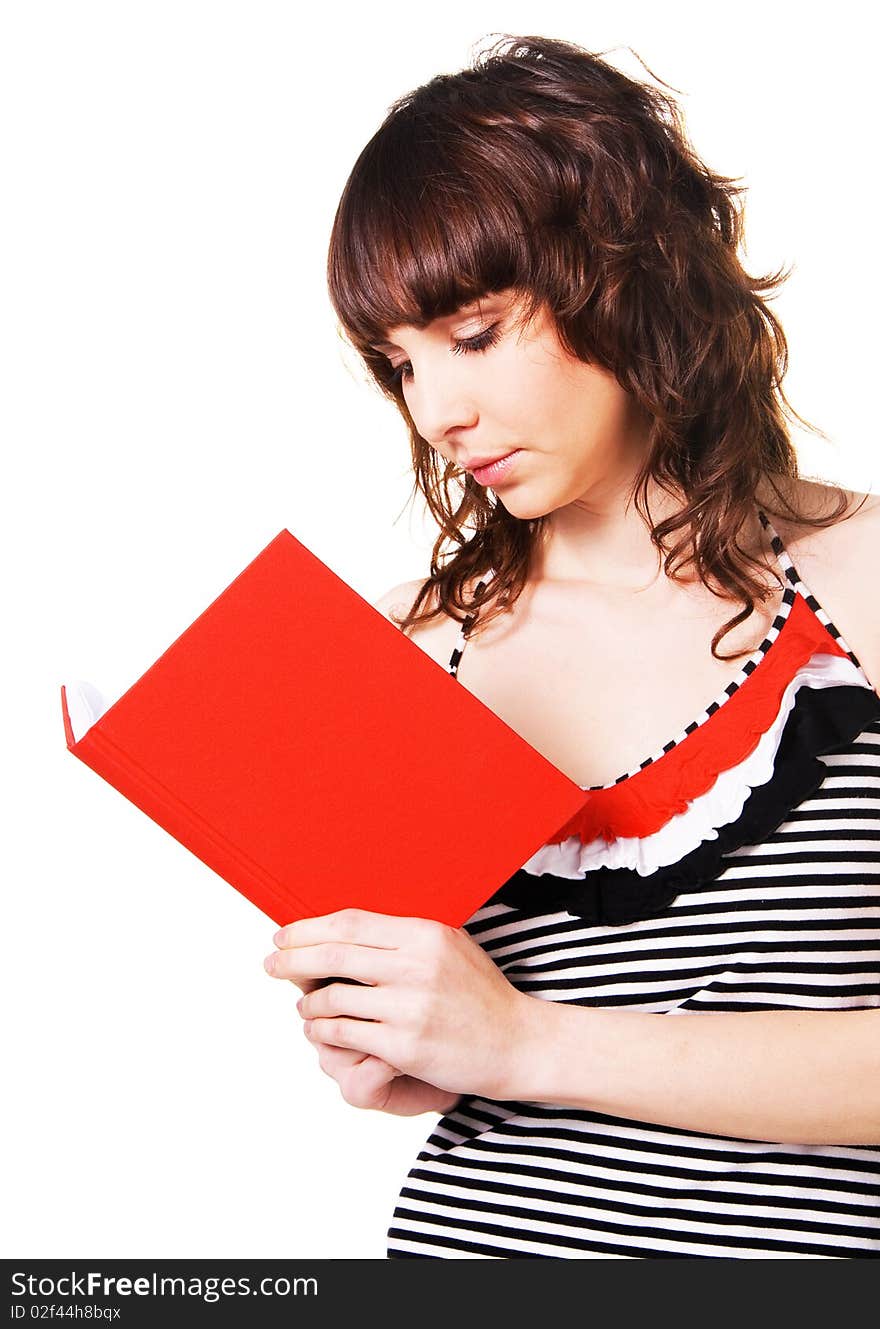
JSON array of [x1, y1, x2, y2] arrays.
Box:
[[263, 907, 537, 1100], [270, 962, 459, 1116], [305, 1041, 462, 1117]]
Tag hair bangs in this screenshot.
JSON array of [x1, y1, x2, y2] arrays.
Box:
[[327, 108, 556, 357]]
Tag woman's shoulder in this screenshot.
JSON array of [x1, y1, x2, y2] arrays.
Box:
[[372, 577, 427, 625], [372, 575, 479, 668], [766, 476, 880, 689]]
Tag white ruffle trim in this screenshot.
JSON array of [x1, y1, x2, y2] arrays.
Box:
[[519, 651, 866, 879]]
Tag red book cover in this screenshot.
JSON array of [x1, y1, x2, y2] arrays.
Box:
[[61, 529, 588, 928]]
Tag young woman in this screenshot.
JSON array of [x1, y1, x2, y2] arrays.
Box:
[[264, 35, 880, 1257]]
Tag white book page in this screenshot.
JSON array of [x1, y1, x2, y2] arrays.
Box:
[[64, 681, 110, 743]]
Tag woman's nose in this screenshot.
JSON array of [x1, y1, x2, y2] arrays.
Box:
[[407, 360, 479, 443]]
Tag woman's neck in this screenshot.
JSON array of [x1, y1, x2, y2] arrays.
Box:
[[531, 479, 699, 590]]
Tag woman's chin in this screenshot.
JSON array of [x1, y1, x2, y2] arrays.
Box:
[[494, 489, 558, 522]]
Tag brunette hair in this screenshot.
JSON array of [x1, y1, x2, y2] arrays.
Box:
[[326, 32, 864, 659]]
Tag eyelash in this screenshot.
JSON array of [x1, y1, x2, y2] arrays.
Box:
[[386, 323, 501, 387]]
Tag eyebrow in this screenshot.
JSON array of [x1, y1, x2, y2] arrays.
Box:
[[370, 299, 499, 353]]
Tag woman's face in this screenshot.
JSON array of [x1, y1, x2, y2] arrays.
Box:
[[371, 286, 652, 520]]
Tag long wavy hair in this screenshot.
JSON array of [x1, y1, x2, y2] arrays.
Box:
[[326, 32, 863, 660]]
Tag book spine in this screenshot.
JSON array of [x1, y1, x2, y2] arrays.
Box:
[[70, 724, 312, 928]]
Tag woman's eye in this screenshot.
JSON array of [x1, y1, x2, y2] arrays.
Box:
[[387, 323, 501, 388]]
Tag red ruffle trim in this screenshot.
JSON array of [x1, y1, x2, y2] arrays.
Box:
[[549, 594, 849, 846]]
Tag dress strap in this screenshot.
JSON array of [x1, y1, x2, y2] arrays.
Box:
[[757, 507, 865, 671], [447, 571, 495, 678]]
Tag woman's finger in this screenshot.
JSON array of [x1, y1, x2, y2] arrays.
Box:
[[297, 980, 391, 1023], [313, 1041, 396, 1080], [264, 940, 399, 987], [274, 908, 429, 952], [312, 1044, 401, 1110], [338, 1056, 401, 1110], [303, 1015, 390, 1062], [313, 1040, 369, 1071]]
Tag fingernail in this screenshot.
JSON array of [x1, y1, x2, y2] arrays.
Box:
[[263, 954, 276, 974]]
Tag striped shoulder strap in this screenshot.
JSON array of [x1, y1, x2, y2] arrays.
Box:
[[447, 571, 496, 678]]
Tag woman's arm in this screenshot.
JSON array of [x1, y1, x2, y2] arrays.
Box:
[[506, 999, 880, 1146], [267, 909, 880, 1146]]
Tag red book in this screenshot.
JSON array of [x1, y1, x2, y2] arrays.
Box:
[[61, 530, 587, 928]]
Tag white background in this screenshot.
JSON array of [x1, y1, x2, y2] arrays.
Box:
[[2, 1, 876, 1259]]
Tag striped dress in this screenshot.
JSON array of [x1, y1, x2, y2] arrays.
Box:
[[386, 509, 880, 1259]]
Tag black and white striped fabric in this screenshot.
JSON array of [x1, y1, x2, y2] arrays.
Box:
[[386, 513, 880, 1258]]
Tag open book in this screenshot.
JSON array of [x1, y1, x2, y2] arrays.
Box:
[[61, 529, 587, 928]]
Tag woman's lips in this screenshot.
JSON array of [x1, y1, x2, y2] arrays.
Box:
[[471, 450, 523, 486]]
